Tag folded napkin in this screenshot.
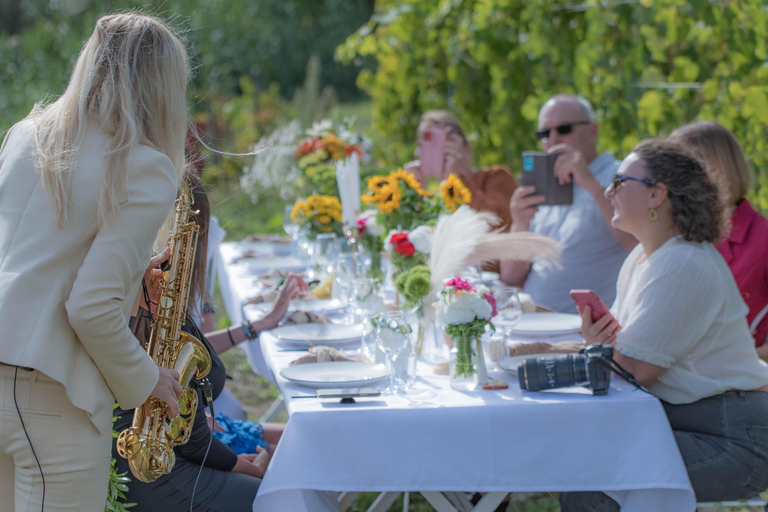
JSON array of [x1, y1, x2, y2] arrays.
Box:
[[245, 234, 291, 243], [290, 345, 370, 365], [232, 249, 272, 263], [280, 311, 330, 326], [507, 340, 585, 357]]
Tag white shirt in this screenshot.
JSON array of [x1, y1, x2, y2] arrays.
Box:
[[524, 152, 627, 313], [612, 237, 768, 404]]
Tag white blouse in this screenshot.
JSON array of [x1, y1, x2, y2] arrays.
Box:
[[611, 236, 768, 404]]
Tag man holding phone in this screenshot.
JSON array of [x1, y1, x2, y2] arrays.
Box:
[[500, 95, 637, 313]]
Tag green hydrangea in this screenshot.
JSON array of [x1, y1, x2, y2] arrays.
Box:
[[394, 272, 410, 295], [404, 272, 430, 303]]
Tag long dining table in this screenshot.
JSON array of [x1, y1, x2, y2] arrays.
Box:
[[217, 240, 697, 512]]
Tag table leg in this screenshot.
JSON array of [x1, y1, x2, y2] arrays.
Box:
[[366, 492, 401, 512], [472, 492, 508, 512], [338, 492, 359, 512]]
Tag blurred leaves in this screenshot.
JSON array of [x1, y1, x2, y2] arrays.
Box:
[[339, 0, 768, 210]]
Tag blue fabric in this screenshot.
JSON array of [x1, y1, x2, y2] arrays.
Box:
[[212, 413, 269, 454]]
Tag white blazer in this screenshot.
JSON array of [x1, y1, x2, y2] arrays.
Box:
[[0, 119, 177, 433]]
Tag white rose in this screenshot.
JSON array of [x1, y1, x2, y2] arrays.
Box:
[[366, 215, 384, 237], [437, 300, 477, 325], [408, 225, 433, 254]]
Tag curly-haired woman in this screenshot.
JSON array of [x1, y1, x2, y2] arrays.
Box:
[[561, 140, 768, 510]]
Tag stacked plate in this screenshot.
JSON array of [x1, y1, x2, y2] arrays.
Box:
[[270, 322, 363, 348], [280, 362, 388, 388], [505, 312, 581, 337]]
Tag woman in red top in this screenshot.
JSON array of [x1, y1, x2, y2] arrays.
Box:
[[671, 121, 768, 359]]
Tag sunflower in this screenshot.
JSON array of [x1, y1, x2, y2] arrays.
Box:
[[376, 183, 402, 213], [439, 174, 472, 212], [391, 168, 428, 196]]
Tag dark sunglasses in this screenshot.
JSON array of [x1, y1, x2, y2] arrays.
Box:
[[611, 174, 657, 190], [535, 121, 592, 141]]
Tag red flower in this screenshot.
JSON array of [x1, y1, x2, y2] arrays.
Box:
[[390, 233, 416, 257], [484, 293, 498, 318], [345, 145, 363, 158], [356, 217, 367, 235], [295, 138, 315, 157]]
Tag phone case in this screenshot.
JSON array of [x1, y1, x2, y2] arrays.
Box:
[[569, 289, 618, 327], [419, 127, 449, 179], [520, 152, 573, 205]]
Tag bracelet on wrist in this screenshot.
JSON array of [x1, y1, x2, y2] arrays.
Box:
[[226, 325, 236, 347], [241, 321, 258, 340]]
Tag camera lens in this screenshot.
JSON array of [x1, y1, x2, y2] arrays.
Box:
[[517, 354, 589, 392]]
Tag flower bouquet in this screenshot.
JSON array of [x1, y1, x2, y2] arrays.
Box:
[[294, 119, 368, 197], [437, 277, 496, 390], [356, 210, 385, 279], [361, 168, 434, 232], [437, 173, 472, 213], [290, 194, 344, 241]]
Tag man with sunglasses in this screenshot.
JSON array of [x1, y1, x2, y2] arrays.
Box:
[[500, 95, 637, 313]]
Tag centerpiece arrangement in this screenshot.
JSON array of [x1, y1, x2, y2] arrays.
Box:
[[437, 277, 496, 390], [290, 194, 344, 241]]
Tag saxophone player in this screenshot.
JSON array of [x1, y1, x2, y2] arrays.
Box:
[[0, 13, 188, 511]]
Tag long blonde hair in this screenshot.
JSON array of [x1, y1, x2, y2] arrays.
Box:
[[669, 121, 754, 209], [30, 12, 189, 229]]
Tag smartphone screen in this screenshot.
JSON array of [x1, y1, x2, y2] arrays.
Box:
[[419, 126, 449, 179]]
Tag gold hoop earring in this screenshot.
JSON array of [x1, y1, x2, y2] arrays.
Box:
[[648, 208, 658, 221]]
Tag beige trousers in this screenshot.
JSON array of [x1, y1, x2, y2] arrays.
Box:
[[0, 364, 112, 512]]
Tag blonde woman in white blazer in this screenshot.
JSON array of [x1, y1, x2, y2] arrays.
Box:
[[0, 14, 189, 511]]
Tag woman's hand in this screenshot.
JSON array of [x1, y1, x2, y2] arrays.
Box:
[[233, 446, 271, 478], [262, 274, 307, 329], [579, 305, 620, 346], [443, 133, 472, 177], [140, 247, 170, 314]]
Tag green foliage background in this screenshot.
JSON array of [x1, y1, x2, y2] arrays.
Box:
[[338, 0, 768, 211], [0, 0, 371, 135]]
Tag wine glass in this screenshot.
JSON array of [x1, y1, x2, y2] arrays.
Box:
[[493, 286, 522, 344], [313, 233, 338, 279], [374, 311, 411, 394], [349, 278, 380, 359], [283, 205, 300, 238], [335, 253, 360, 322]]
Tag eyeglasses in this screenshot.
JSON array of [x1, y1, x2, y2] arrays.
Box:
[[610, 174, 657, 190], [535, 121, 592, 141]]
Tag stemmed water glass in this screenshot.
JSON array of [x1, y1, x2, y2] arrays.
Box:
[[283, 205, 302, 258], [349, 278, 380, 359], [493, 286, 522, 344], [335, 253, 360, 322], [374, 311, 411, 395], [313, 233, 338, 279]]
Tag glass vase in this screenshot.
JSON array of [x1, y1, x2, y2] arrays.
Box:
[[449, 334, 478, 391], [411, 304, 446, 363]]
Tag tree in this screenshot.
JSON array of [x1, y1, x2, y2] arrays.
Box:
[[338, 0, 768, 210]]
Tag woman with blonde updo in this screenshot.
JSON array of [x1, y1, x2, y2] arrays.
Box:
[[670, 121, 768, 359], [0, 13, 188, 510]]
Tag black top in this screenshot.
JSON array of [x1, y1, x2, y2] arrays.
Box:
[[112, 310, 237, 471]]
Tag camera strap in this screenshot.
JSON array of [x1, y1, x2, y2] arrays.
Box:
[[598, 358, 653, 395]]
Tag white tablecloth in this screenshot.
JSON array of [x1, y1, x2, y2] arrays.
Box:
[[217, 240, 696, 511]]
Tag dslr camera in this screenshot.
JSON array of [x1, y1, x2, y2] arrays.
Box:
[[517, 344, 613, 395]]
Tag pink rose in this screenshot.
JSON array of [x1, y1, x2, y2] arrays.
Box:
[[484, 293, 497, 318], [446, 277, 475, 292]]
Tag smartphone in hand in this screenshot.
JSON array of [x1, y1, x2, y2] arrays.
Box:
[[569, 289, 619, 329], [419, 126, 450, 179], [521, 151, 573, 205]]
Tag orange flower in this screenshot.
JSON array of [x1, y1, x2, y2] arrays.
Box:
[[321, 134, 344, 160], [345, 145, 363, 158], [294, 138, 316, 157]]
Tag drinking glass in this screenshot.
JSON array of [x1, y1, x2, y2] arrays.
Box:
[[349, 278, 380, 359], [283, 205, 302, 258], [374, 311, 411, 394], [335, 253, 360, 322], [313, 233, 338, 279], [493, 286, 522, 343]]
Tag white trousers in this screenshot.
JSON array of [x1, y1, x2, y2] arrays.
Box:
[[0, 364, 112, 512]]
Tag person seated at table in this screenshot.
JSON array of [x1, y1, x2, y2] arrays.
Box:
[[559, 139, 768, 511], [406, 110, 517, 233], [113, 181, 303, 512], [669, 121, 768, 359], [500, 95, 636, 313]]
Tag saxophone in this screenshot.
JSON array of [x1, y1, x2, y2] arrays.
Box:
[[116, 183, 212, 483]]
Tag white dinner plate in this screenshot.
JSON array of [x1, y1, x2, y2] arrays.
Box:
[[245, 298, 344, 315], [497, 354, 550, 374], [271, 323, 363, 347], [507, 312, 581, 336], [280, 361, 389, 388]]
